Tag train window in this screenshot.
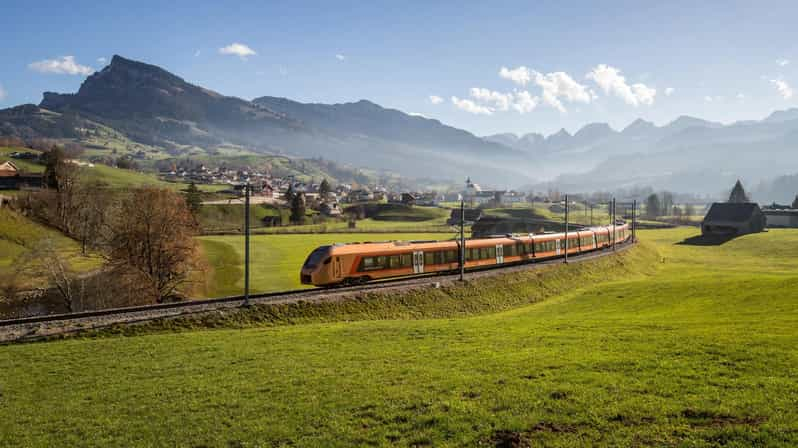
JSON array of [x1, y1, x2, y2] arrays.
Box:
[[360, 256, 385, 271], [445, 250, 458, 263], [389, 255, 401, 269], [323, 257, 331, 265], [504, 244, 516, 257], [488, 247, 496, 258], [424, 252, 435, 265], [401, 254, 412, 267]]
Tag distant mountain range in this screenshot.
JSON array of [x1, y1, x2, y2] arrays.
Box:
[[17, 55, 524, 184], [3, 54, 798, 198]]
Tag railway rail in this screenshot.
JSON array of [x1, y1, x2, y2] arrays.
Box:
[[0, 240, 635, 343]]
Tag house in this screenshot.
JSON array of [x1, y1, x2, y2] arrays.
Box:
[[763, 209, 798, 228], [0, 161, 42, 190], [0, 161, 18, 177], [701, 202, 766, 236], [446, 208, 482, 225], [348, 189, 373, 203], [400, 193, 416, 206], [320, 201, 342, 216]]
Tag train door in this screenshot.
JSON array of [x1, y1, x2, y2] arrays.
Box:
[[555, 239, 561, 256], [333, 257, 342, 278], [496, 244, 504, 264], [593, 234, 598, 250], [413, 251, 424, 273]]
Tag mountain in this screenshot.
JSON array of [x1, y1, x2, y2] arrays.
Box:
[[764, 108, 798, 123], [28, 55, 528, 185]]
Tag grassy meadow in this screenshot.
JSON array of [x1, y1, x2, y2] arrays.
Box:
[[0, 208, 102, 288], [3, 228, 798, 446]]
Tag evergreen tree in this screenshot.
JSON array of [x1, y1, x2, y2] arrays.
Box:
[[283, 184, 296, 204], [319, 178, 331, 199], [792, 195, 798, 209], [645, 193, 661, 218], [290, 192, 306, 224], [185, 182, 202, 215], [661, 192, 674, 216], [43, 146, 66, 189], [728, 180, 749, 203]]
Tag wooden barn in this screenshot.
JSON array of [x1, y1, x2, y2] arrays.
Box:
[[701, 202, 766, 236]]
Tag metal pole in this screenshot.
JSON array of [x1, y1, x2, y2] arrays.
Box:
[[244, 183, 251, 306], [459, 199, 465, 281], [564, 194, 568, 264], [612, 198, 617, 250], [632, 199, 637, 242], [584, 200, 588, 226], [590, 204, 593, 226]]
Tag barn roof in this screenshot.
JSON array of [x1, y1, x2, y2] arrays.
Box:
[[704, 202, 761, 223]]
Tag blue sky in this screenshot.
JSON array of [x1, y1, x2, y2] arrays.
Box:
[[2, 0, 797, 136]]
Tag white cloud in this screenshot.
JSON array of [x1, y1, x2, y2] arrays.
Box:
[[0, 84, 6, 101], [28, 56, 94, 76], [218, 43, 256, 59], [408, 112, 428, 118], [428, 95, 443, 105], [469, 88, 513, 111], [499, 66, 532, 86], [335, 54, 346, 61], [704, 96, 714, 102], [777, 58, 790, 67], [451, 96, 493, 115], [586, 64, 656, 106], [532, 71, 592, 113], [771, 79, 794, 99], [511, 90, 538, 113], [664, 87, 675, 96], [97, 57, 107, 64], [278, 65, 288, 76], [736, 93, 745, 100], [194, 50, 201, 57]]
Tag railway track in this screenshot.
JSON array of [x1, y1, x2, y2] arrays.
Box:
[[0, 241, 635, 343]]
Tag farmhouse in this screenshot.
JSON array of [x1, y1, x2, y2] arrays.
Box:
[[763, 209, 798, 228], [0, 160, 42, 190], [701, 202, 766, 236]]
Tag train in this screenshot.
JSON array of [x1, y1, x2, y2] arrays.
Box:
[[300, 223, 631, 287]]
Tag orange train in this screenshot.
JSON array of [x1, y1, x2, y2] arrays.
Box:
[[300, 223, 630, 287]]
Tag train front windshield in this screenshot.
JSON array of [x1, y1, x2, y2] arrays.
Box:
[[303, 246, 331, 269]]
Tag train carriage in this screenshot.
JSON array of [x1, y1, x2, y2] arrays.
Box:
[[301, 224, 631, 287]]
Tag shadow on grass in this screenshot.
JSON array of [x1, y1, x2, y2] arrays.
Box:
[[677, 234, 736, 246]]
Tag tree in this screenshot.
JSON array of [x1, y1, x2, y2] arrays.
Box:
[[185, 182, 202, 216], [106, 188, 200, 302], [661, 192, 674, 216], [645, 193, 661, 218], [728, 180, 749, 203], [22, 239, 82, 312], [72, 182, 110, 255], [283, 184, 296, 204], [42, 146, 81, 234], [319, 178, 331, 199], [290, 192, 306, 224], [684, 203, 696, 217], [792, 195, 798, 209]]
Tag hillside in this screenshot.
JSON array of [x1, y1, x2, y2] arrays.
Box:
[[4, 229, 798, 445], [21, 55, 529, 185]]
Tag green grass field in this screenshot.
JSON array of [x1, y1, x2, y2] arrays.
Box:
[[0, 208, 102, 288], [199, 232, 457, 296], [4, 228, 798, 446]]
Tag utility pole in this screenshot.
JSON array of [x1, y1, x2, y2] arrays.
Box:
[[590, 203, 593, 226], [612, 198, 617, 251], [564, 194, 569, 264], [244, 183, 251, 306], [632, 199, 637, 242], [459, 199, 465, 281], [584, 200, 588, 227]]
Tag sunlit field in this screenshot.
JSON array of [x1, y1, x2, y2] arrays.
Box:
[[3, 228, 798, 446]]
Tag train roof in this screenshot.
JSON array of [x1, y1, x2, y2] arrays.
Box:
[[326, 224, 626, 255]]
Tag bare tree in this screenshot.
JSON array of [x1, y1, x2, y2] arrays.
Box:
[[22, 239, 81, 313], [106, 188, 200, 302]]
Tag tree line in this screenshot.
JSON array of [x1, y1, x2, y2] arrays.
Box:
[[4, 147, 202, 313]]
